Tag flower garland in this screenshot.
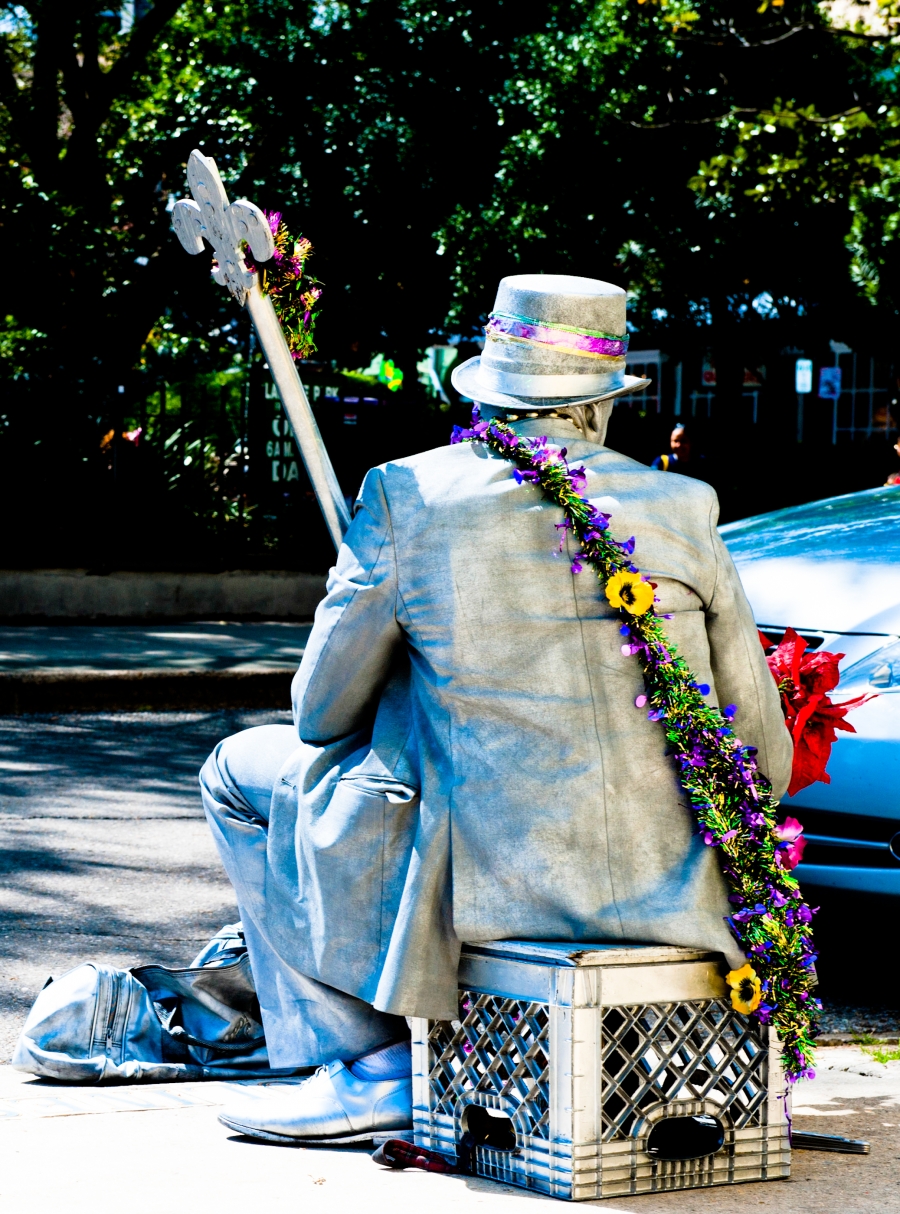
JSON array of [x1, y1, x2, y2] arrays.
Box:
[[246, 212, 323, 360], [451, 411, 821, 1082]]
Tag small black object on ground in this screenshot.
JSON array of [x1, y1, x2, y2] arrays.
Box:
[[792, 1130, 870, 1154]]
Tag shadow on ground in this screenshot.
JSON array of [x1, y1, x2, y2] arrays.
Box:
[[0, 709, 293, 1059]]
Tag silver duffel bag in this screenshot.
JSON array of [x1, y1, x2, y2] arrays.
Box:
[[12, 923, 307, 1083]]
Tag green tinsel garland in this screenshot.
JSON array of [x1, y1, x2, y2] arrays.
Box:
[[452, 415, 820, 1082]]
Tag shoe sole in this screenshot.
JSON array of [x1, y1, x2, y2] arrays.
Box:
[[218, 1114, 414, 1146]]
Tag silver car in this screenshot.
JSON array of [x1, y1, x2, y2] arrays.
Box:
[[721, 487, 900, 897]]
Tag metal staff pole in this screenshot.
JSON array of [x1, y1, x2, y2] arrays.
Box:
[[171, 149, 351, 552], [245, 286, 349, 549]]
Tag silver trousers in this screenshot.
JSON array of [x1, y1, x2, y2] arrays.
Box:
[[200, 724, 409, 1069]]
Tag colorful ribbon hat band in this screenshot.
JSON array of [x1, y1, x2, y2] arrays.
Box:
[[485, 311, 629, 360]]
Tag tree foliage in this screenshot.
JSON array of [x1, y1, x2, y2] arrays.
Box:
[[2, 1, 900, 562]]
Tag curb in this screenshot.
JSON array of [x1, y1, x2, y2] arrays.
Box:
[[817, 1033, 900, 1047], [0, 668, 295, 713]]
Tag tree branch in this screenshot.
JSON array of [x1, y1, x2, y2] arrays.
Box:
[[0, 42, 24, 127], [617, 104, 865, 131], [830, 26, 900, 42], [21, 4, 79, 183], [618, 106, 760, 130], [90, 0, 188, 127], [673, 22, 817, 48]]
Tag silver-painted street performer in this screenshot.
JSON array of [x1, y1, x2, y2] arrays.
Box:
[[205, 273, 795, 1144]]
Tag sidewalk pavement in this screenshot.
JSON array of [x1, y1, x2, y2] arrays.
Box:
[[0, 622, 311, 710], [0, 1050, 898, 1214]]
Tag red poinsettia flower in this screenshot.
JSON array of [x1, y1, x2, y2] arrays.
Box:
[[760, 627, 874, 797]]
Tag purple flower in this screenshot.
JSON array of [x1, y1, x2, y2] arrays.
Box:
[[647, 708, 665, 722], [686, 744, 707, 768], [513, 468, 540, 484], [723, 704, 737, 719], [569, 466, 588, 491], [621, 537, 636, 555], [266, 210, 282, 235], [720, 829, 738, 843], [571, 555, 584, 574], [786, 1068, 816, 1084], [635, 694, 647, 708], [732, 904, 765, 922], [697, 683, 711, 696]]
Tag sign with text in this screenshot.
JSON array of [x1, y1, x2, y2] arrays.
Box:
[[795, 358, 813, 395], [264, 380, 301, 485]]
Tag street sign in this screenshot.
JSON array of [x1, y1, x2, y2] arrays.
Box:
[[795, 358, 813, 395], [818, 366, 842, 400]]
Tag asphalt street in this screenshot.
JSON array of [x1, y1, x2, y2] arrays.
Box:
[[0, 708, 292, 1060], [0, 622, 312, 672]]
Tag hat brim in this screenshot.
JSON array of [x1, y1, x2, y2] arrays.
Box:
[[450, 356, 651, 411]]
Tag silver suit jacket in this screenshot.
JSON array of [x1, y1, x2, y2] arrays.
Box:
[[263, 419, 793, 1020]]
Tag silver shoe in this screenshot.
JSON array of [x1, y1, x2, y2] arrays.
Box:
[[218, 1059, 413, 1144]]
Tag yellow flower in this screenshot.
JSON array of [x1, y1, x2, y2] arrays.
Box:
[[606, 570, 654, 615], [726, 963, 762, 1015]]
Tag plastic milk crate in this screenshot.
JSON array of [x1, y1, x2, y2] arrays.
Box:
[[411, 941, 790, 1199]]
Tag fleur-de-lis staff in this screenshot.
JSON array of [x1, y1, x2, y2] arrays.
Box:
[[172, 149, 351, 551]]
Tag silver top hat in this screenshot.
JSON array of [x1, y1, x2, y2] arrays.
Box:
[[451, 273, 650, 411]]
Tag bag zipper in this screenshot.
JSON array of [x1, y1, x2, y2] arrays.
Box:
[[105, 972, 120, 1056]]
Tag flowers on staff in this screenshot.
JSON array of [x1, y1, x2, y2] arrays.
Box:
[[245, 211, 324, 361], [606, 569, 655, 616], [726, 964, 763, 1014]]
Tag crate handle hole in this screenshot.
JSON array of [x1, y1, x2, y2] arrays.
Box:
[[646, 1114, 725, 1161], [461, 1105, 517, 1151]]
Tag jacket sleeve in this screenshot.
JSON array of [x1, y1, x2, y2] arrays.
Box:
[[704, 498, 794, 801], [292, 467, 404, 745]]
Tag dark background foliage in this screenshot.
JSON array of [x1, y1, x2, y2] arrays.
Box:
[[2, 0, 900, 569]]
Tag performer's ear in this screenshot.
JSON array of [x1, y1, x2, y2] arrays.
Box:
[[560, 401, 613, 444]]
